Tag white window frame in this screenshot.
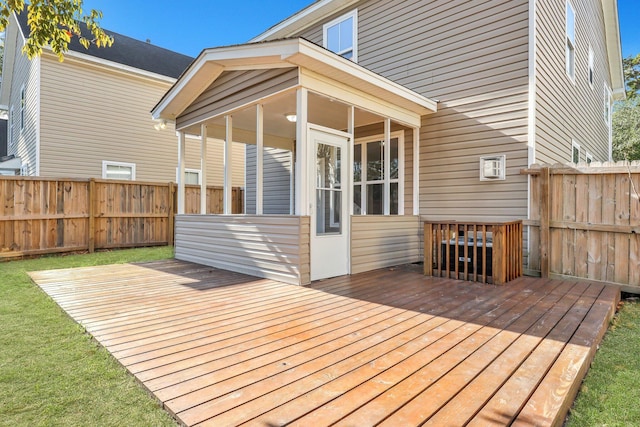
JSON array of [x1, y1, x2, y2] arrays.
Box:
[[19, 85, 25, 132], [565, 0, 576, 81], [588, 45, 594, 88], [8, 106, 14, 148], [102, 160, 136, 181], [586, 152, 593, 164], [571, 141, 581, 164], [176, 167, 202, 185], [604, 84, 612, 128], [354, 131, 404, 215], [323, 9, 358, 62]]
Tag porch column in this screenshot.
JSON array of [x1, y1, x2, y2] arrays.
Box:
[[413, 127, 420, 216], [224, 115, 233, 215], [295, 88, 309, 216], [384, 118, 391, 215], [256, 104, 264, 215], [177, 131, 186, 215], [348, 106, 355, 216], [200, 124, 208, 215]]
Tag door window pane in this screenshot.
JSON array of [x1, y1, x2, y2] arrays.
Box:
[[367, 183, 384, 215], [316, 189, 341, 234], [316, 144, 341, 188]]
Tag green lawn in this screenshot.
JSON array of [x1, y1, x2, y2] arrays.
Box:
[[0, 247, 177, 426], [567, 297, 640, 426]]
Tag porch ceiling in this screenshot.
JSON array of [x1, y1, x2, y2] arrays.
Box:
[[151, 38, 437, 129]]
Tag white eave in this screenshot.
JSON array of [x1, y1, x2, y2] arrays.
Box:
[[250, 0, 359, 42], [602, 0, 625, 100], [151, 38, 437, 122]]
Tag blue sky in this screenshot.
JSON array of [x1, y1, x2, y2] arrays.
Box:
[[83, 0, 640, 58]]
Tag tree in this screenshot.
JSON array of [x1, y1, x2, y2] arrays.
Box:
[[0, 0, 112, 61], [623, 53, 640, 100], [612, 54, 640, 161]]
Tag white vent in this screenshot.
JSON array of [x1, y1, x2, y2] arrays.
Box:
[[480, 155, 506, 181]]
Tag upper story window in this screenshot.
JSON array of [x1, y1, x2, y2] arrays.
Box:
[[588, 45, 594, 87], [102, 160, 136, 181], [20, 86, 25, 132], [323, 9, 358, 61], [565, 1, 576, 80]]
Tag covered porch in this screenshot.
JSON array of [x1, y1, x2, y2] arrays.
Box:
[[152, 38, 437, 285]]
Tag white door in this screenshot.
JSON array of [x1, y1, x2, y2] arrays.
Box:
[[310, 128, 349, 281]]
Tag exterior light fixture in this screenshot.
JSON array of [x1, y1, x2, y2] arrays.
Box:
[[154, 119, 167, 131], [285, 113, 297, 122]]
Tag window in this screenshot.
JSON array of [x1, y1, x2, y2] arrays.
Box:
[[102, 161, 136, 180], [20, 86, 25, 132], [586, 152, 593, 164], [176, 168, 201, 185], [9, 107, 14, 147], [604, 84, 612, 127], [572, 141, 580, 164], [566, 1, 576, 80], [353, 132, 403, 215], [323, 9, 357, 61], [588, 45, 594, 87]]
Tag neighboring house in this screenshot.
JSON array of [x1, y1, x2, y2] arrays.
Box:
[[153, 0, 624, 285], [0, 11, 245, 185], [0, 119, 7, 157]]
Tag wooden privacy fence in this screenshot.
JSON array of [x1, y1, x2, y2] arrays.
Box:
[[424, 220, 523, 285], [523, 162, 640, 293], [0, 177, 243, 258]]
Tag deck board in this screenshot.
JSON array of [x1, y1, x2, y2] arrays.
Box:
[[30, 260, 619, 427]]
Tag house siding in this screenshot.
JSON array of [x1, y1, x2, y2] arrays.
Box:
[[245, 145, 293, 214], [38, 55, 245, 185], [5, 28, 39, 176], [350, 215, 421, 274], [535, 0, 611, 163], [176, 68, 299, 130], [175, 215, 310, 285], [297, 0, 530, 222]]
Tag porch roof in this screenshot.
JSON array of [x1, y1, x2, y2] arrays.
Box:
[[151, 38, 437, 126]]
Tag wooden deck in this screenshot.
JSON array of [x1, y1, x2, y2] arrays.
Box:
[[30, 259, 619, 426]]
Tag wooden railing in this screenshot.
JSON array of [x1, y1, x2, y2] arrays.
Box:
[[424, 220, 523, 285]]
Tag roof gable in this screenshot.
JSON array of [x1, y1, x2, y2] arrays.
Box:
[[15, 10, 193, 79]]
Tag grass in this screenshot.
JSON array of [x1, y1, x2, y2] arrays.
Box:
[[0, 247, 177, 427], [567, 296, 640, 426]]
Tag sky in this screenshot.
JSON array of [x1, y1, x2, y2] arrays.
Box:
[[83, 0, 640, 59]]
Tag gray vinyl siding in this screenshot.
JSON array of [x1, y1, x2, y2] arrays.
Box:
[[350, 215, 421, 274], [38, 55, 245, 185], [177, 68, 299, 129], [6, 34, 39, 176], [535, 0, 611, 163], [245, 145, 292, 214], [175, 215, 310, 285], [298, 0, 530, 222]]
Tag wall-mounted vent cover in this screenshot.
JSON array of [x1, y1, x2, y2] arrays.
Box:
[[479, 155, 506, 181]]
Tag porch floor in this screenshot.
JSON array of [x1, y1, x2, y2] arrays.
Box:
[[30, 259, 619, 426]]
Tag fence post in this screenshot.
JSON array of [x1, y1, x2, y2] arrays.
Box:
[[168, 182, 175, 247], [424, 222, 433, 276], [88, 178, 96, 253], [540, 167, 551, 278]]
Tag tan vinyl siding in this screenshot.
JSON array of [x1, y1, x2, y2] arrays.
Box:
[[298, 0, 530, 222], [245, 146, 292, 214], [535, 0, 611, 163], [38, 55, 244, 185], [6, 36, 39, 176], [177, 68, 299, 129], [350, 215, 420, 274], [175, 215, 310, 285]]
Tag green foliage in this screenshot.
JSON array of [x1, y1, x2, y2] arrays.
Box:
[[0, 0, 113, 61], [0, 247, 177, 426], [567, 299, 640, 426], [624, 53, 640, 100], [612, 98, 640, 161]]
